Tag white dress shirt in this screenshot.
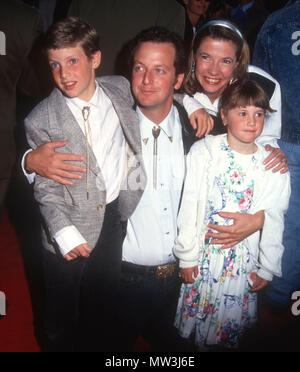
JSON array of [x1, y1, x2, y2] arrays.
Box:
[[65, 82, 126, 204], [122, 105, 185, 266]]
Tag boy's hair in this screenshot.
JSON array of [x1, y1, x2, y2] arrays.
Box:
[[219, 78, 275, 114], [128, 26, 187, 76], [44, 16, 100, 59]]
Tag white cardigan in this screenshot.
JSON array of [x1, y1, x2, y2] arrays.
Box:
[[174, 134, 291, 281]]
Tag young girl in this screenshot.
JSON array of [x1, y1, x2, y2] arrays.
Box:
[[174, 79, 291, 350]]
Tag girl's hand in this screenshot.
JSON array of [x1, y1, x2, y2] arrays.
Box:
[[189, 109, 214, 137], [249, 272, 269, 292], [180, 266, 199, 284], [264, 145, 289, 173]]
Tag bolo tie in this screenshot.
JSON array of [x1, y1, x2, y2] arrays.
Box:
[[82, 106, 93, 200], [152, 125, 161, 190], [149, 125, 173, 190]]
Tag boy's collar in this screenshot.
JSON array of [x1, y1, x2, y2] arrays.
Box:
[[65, 80, 101, 110]]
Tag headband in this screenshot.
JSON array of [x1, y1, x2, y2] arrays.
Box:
[[198, 20, 244, 42]]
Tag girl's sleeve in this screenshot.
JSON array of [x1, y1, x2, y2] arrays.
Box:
[[174, 142, 207, 268], [256, 171, 291, 281]]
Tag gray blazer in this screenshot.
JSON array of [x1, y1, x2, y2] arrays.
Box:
[[25, 76, 146, 254]]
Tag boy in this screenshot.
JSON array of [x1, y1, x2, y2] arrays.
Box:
[[25, 17, 146, 352]]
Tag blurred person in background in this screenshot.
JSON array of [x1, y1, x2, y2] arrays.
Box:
[[68, 0, 186, 77], [230, 0, 269, 56], [182, 0, 211, 47], [20, 0, 72, 30], [0, 0, 42, 216], [207, 0, 232, 19], [253, 0, 300, 324]]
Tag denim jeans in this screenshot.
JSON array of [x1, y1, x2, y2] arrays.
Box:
[[117, 267, 183, 352], [266, 140, 300, 308]]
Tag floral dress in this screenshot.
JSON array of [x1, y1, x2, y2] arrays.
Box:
[[175, 140, 259, 350]]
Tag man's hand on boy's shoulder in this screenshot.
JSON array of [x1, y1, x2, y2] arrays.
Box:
[[26, 141, 86, 185], [64, 244, 92, 261]]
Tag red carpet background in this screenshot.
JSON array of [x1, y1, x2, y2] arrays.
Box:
[[0, 211, 40, 352], [0, 179, 149, 353], [0, 208, 149, 353], [0, 175, 299, 352]]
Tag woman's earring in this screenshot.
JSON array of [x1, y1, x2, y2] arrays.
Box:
[[192, 63, 195, 73], [229, 77, 237, 85]]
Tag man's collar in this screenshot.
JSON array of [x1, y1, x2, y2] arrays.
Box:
[[137, 105, 176, 140]]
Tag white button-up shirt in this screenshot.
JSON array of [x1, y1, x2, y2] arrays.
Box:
[[122, 106, 185, 266], [65, 82, 126, 204]]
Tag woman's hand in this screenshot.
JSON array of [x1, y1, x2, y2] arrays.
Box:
[[206, 211, 265, 249], [180, 266, 199, 284], [189, 109, 214, 137], [264, 145, 289, 173]]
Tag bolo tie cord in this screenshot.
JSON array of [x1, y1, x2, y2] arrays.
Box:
[[152, 125, 161, 190], [82, 106, 93, 200]]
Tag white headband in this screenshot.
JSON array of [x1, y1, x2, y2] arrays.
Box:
[[198, 20, 244, 42]]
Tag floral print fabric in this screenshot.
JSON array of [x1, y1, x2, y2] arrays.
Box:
[[175, 139, 258, 349]]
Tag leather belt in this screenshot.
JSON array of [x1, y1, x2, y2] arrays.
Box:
[[121, 261, 177, 279]]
